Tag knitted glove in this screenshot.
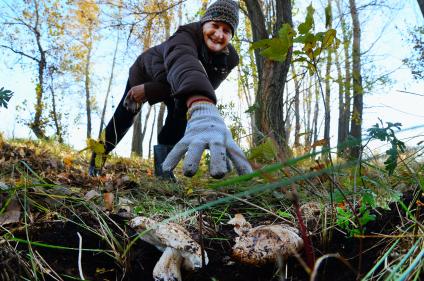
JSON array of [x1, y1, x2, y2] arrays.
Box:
[[162, 103, 252, 178]]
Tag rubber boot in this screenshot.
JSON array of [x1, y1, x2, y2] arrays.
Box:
[[154, 144, 176, 182]]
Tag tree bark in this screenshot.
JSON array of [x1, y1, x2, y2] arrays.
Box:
[[132, 111, 143, 156], [417, 0, 424, 18], [291, 63, 301, 148], [48, 79, 63, 143], [336, 0, 352, 156], [148, 105, 157, 159], [335, 48, 345, 156], [312, 76, 320, 155], [99, 30, 120, 138], [84, 28, 93, 139], [349, 0, 363, 159], [323, 0, 333, 160], [244, 0, 293, 156], [31, 0, 47, 139], [132, 18, 152, 155]]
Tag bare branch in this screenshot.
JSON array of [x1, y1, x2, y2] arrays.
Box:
[[0, 44, 39, 62]]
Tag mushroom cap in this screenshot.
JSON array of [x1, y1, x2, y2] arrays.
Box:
[[232, 224, 303, 266], [130, 216, 208, 269], [300, 202, 322, 231]]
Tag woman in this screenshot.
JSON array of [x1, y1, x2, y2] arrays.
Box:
[[90, 0, 252, 180]]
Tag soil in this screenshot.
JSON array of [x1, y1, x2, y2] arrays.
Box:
[[6, 195, 420, 281]]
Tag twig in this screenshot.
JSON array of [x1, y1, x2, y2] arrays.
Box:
[[77, 232, 85, 280]]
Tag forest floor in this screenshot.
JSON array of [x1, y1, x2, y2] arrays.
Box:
[[0, 137, 423, 281]]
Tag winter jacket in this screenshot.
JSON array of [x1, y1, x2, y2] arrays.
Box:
[[128, 21, 239, 109]]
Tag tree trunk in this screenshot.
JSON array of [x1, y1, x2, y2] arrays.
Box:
[[157, 103, 166, 134], [245, 0, 293, 156], [335, 48, 345, 156], [417, 0, 424, 18], [323, 0, 333, 160], [48, 80, 63, 143], [349, 0, 363, 159], [84, 26, 94, 139], [132, 111, 143, 156], [99, 30, 120, 138], [336, 0, 352, 155], [148, 105, 157, 159], [140, 105, 153, 157], [132, 19, 152, 155], [303, 75, 313, 151], [312, 76, 320, 155], [291, 63, 301, 148], [323, 48, 332, 159], [31, 0, 47, 139]]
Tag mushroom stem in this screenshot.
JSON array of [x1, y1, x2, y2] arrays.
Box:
[[153, 247, 183, 281]]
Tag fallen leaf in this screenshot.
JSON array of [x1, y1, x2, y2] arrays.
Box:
[[103, 192, 114, 211], [63, 155, 73, 168], [0, 198, 21, 226], [84, 190, 101, 201]]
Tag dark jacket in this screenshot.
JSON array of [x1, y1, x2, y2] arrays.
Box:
[[128, 22, 239, 108]]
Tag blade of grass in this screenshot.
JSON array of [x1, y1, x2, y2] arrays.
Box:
[[361, 239, 400, 280]]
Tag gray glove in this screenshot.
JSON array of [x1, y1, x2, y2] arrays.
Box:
[[162, 103, 252, 178]]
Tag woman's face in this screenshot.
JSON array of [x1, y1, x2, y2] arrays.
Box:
[[202, 21, 233, 53]]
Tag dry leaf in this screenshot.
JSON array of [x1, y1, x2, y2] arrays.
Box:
[[0, 199, 21, 226], [84, 190, 101, 201], [311, 139, 328, 148], [63, 155, 73, 168], [103, 192, 114, 211]]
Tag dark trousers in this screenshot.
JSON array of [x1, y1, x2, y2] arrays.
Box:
[[103, 80, 187, 154]]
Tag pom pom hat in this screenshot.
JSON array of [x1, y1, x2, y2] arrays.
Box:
[[200, 0, 239, 35]]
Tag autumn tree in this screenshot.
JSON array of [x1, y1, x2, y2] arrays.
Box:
[[0, 0, 66, 139], [244, 0, 293, 156], [65, 0, 101, 139], [348, 0, 363, 158]]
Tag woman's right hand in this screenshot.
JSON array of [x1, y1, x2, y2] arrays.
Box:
[[127, 84, 146, 103], [123, 84, 146, 113]]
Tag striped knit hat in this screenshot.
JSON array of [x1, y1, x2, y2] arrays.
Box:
[[200, 0, 239, 35]]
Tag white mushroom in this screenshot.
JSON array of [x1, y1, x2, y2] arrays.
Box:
[[228, 214, 303, 266], [130, 216, 208, 281]]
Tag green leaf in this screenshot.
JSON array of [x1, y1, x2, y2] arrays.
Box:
[[0, 87, 13, 109], [298, 4, 315, 34], [277, 210, 294, 219], [322, 29, 337, 49], [252, 38, 289, 62]]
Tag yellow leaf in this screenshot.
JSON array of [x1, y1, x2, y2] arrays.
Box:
[[63, 155, 73, 167], [312, 139, 328, 148]]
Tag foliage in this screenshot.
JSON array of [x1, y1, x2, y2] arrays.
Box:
[[251, 4, 340, 74], [367, 120, 406, 175], [335, 189, 377, 237], [403, 25, 424, 80], [0, 87, 13, 109]]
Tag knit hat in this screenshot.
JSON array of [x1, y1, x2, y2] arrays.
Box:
[[200, 0, 239, 35]]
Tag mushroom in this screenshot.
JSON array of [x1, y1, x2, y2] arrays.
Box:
[[300, 202, 322, 232], [228, 214, 303, 266], [130, 216, 208, 281]]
